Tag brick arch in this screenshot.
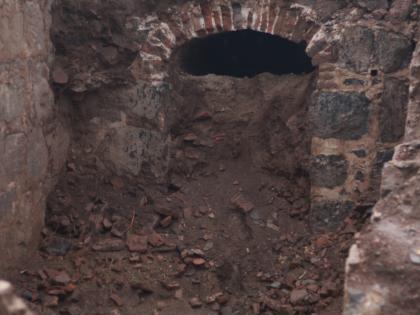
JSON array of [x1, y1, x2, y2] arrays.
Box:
[[130, 0, 322, 85]]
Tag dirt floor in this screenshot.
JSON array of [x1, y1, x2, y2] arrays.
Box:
[[13, 146, 361, 315], [12, 72, 366, 315]]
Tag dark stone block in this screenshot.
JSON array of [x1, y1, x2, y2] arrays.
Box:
[[356, 0, 389, 11], [343, 78, 365, 86], [310, 200, 354, 231], [310, 92, 370, 140], [339, 26, 375, 73], [379, 78, 409, 142], [352, 149, 367, 158], [311, 154, 348, 188], [339, 27, 413, 74], [375, 30, 414, 73]]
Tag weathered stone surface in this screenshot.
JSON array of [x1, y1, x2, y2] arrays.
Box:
[[2, 133, 27, 185], [107, 126, 169, 179], [0, 65, 25, 122], [339, 27, 413, 73], [389, 0, 414, 20], [311, 154, 348, 188], [379, 78, 409, 143], [339, 26, 375, 73], [310, 201, 354, 231], [345, 170, 420, 315], [375, 30, 413, 73], [0, 1, 71, 272], [310, 92, 370, 140], [130, 84, 168, 121]]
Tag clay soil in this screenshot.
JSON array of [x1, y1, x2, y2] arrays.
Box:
[[13, 73, 366, 315]]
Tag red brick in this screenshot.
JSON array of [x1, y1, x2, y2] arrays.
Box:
[[274, 9, 298, 39], [192, 16, 206, 36], [154, 29, 175, 50], [180, 5, 195, 37], [303, 22, 320, 43], [290, 15, 311, 43], [141, 41, 167, 59], [267, 3, 278, 34], [201, 2, 215, 33], [260, 3, 269, 32], [213, 8, 224, 32], [221, 5, 233, 31], [167, 19, 187, 42]]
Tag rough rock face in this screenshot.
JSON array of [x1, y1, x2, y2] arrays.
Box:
[[0, 281, 34, 315], [0, 1, 71, 272]]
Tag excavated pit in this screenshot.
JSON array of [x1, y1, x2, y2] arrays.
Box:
[[11, 30, 369, 315], [2, 1, 418, 314]]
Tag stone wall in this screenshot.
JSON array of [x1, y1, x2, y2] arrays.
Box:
[[344, 32, 420, 315], [55, 0, 416, 230], [0, 0, 71, 273], [308, 1, 416, 230]]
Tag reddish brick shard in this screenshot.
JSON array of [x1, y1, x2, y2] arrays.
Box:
[[213, 9, 224, 32], [221, 5, 233, 31], [201, 2, 214, 33]]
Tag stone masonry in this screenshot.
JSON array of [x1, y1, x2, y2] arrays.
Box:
[[344, 35, 420, 315], [52, 1, 416, 226], [0, 0, 71, 272], [0, 0, 419, 313], [112, 0, 416, 231]]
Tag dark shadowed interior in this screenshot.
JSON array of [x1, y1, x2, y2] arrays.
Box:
[[179, 29, 315, 77]]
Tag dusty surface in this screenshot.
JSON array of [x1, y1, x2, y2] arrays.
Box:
[[12, 145, 362, 315], [12, 73, 365, 315]]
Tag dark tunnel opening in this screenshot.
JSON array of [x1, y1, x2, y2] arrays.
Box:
[[178, 29, 316, 78]]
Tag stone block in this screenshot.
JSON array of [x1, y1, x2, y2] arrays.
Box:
[[379, 78, 409, 143], [310, 92, 370, 140], [107, 126, 169, 179], [131, 84, 167, 122], [311, 154, 349, 188], [339, 26, 375, 73], [310, 200, 354, 231], [375, 30, 413, 73], [339, 27, 413, 73]]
